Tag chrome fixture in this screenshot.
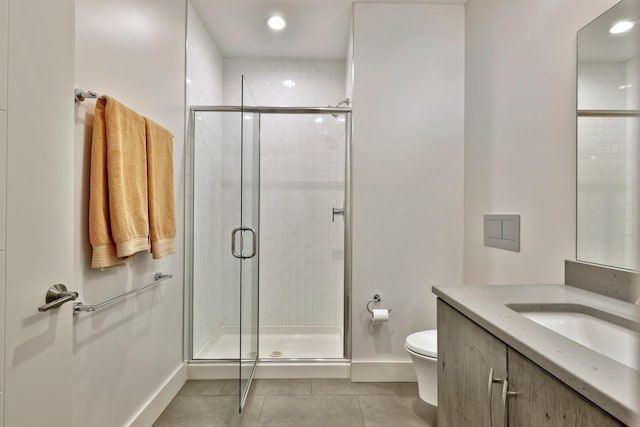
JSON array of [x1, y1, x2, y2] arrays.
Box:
[[231, 227, 257, 259], [73, 272, 173, 314], [38, 284, 79, 312], [487, 367, 518, 427], [190, 105, 351, 114], [577, 110, 639, 117], [331, 98, 351, 108], [332, 206, 344, 222], [366, 293, 392, 315], [329, 98, 351, 117], [75, 88, 99, 102]]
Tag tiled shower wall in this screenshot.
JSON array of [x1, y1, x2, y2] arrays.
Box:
[[259, 115, 345, 326], [224, 59, 347, 327], [223, 59, 347, 107], [577, 60, 638, 270]]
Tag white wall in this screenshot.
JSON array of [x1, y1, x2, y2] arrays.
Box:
[[464, 0, 620, 285], [0, 0, 6, 420], [186, 2, 226, 357], [351, 3, 465, 380], [73, 1, 186, 425], [345, 19, 354, 101]]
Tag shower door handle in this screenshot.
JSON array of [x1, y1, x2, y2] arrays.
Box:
[[231, 227, 242, 258], [231, 227, 257, 259], [244, 227, 257, 259]]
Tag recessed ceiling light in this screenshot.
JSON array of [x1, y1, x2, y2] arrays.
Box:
[[282, 80, 296, 88], [610, 21, 634, 34], [315, 117, 324, 124], [266, 15, 286, 31]]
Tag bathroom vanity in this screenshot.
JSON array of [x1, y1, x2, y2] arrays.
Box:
[[433, 285, 639, 427]]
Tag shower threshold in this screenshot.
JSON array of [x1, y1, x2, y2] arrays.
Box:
[[187, 358, 351, 380]]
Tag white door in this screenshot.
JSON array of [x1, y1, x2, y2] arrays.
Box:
[[3, 0, 75, 425]]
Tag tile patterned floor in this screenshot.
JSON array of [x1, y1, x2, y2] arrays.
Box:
[[154, 379, 437, 427]]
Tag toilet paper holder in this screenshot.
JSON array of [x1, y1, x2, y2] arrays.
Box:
[[367, 294, 392, 314]]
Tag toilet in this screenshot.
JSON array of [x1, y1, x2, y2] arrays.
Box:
[[405, 329, 438, 406]]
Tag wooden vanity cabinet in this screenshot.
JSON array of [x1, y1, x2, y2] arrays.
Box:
[[437, 298, 507, 427], [437, 299, 624, 427], [507, 348, 623, 427]]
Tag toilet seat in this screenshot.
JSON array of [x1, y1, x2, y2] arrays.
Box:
[[405, 330, 437, 358]]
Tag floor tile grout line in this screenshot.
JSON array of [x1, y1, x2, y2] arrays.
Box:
[[356, 395, 367, 427], [253, 394, 267, 427]]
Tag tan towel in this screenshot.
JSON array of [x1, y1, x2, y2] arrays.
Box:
[[89, 98, 128, 268], [104, 96, 150, 258], [145, 118, 176, 259]]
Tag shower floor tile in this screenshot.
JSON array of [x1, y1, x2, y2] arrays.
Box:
[[155, 379, 436, 427], [195, 326, 343, 360]]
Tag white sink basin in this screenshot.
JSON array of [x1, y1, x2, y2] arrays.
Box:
[[518, 310, 640, 370]]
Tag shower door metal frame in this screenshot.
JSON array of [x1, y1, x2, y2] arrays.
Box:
[[186, 105, 353, 363]]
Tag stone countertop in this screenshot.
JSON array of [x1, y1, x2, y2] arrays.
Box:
[[432, 284, 640, 425]]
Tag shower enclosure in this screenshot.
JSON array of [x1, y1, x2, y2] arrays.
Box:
[[185, 77, 351, 409]]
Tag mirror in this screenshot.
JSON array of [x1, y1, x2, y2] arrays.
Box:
[[577, 0, 639, 271]]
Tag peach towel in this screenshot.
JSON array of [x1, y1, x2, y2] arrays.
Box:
[[89, 96, 150, 268], [145, 118, 176, 259]]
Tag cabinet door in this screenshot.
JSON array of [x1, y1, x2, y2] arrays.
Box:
[[507, 349, 623, 427], [438, 299, 508, 427]]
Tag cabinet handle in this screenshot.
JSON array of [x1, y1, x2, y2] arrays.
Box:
[[501, 378, 518, 427], [487, 367, 504, 427]]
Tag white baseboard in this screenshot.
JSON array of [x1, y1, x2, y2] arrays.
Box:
[[187, 362, 237, 379], [128, 363, 187, 427], [350, 360, 417, 382]]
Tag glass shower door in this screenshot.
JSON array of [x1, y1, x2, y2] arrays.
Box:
[[238, 76, 260, 410]]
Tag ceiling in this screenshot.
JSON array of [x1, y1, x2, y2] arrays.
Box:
[[189, 0, 467, 59]]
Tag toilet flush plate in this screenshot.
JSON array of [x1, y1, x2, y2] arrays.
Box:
[[484, 214, 520, 252]]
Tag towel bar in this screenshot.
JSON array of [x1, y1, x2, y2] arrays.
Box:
[[76, 89, 175, 138], [73, 272, 173, 314]]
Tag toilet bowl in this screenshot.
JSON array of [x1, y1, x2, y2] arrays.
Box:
[[405, 329, 437, 406]]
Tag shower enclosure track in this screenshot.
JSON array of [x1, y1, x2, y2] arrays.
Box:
[[190, 105, 352, 114]]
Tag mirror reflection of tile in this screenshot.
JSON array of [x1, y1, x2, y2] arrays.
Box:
[[576, 0, 639, 272]]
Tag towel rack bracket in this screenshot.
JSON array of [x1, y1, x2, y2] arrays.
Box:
[[75, 88, 99, 102]]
